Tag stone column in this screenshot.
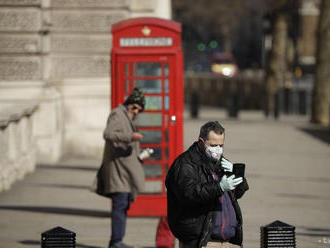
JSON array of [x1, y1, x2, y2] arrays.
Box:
[[298, 0, 320, 65]]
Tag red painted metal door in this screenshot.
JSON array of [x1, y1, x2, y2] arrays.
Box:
[[116, 54, 178, 216]]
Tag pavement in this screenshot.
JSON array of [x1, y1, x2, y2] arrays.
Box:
[[1, 106, 330, 248]]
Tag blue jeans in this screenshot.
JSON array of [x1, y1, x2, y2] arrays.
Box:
[[110, 193, 133, 245]]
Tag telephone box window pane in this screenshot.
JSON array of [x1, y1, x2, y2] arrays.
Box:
[[165, 79, 169, 93], [145, 96, 162, 110], [164, 63, 169, 76], [137, 113, 162, 127], [125, 63, 129, 76], [164, 130, 168, 142], [165, 96, 169, 110], [135, 63, 161, 77], [140, 130, 162, 144], [143, 164, 162, 177], [125, 80, 129, 94], [149, 147, 162, 160], [143, 181, 162, 193], [135, 79, 161, 93]]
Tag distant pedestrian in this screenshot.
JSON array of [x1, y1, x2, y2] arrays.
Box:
[[166, 121, 249, 248], [98, 88, 151, 248]]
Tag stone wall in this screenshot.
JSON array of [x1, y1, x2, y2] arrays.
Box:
[[0, 103, 38, 192], [0, 0, 64, 164], [46, 1, 129, 158], [45, 0, 171, 158], [0, 0, 172, 164]]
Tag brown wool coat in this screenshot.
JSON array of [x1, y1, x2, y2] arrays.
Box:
[[99, 104, 145, 199]]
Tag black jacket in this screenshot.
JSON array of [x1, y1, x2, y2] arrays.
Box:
[[165, 142, 249, 248]]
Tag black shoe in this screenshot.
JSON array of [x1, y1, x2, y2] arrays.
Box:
[[109, 241, 134, 248]]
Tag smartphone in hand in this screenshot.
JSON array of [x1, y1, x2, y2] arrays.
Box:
[[233, 163, 245, 178]]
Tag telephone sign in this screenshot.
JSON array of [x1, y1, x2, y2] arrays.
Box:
[[111, 17, 184, 216]]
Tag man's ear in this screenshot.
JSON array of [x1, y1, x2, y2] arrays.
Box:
[[198, 137, 205, 149]]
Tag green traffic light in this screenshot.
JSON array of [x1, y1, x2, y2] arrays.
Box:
[[197, 43, 206, 51], [210, 40, 218, 49]]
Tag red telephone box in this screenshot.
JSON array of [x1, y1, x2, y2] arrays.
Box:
[[111, 17, 184, 216]]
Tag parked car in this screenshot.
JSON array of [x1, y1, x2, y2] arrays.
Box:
[[210, 53, 239, 77]]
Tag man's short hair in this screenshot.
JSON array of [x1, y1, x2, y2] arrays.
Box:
[[199, 121, 225, 140]]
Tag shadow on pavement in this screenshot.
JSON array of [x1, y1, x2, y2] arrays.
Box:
[[37, 164, 98, 172], [27, 182, 91, 190], [248, 173, 330, 184], [20, 240, 102, 248], [299, 127, 330, 145], [296, 226, 330, 238], [0, 205, 110, 218], [276, 193, 330, 201]]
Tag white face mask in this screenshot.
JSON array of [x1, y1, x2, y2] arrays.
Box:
[[205, 145, 223, 161]]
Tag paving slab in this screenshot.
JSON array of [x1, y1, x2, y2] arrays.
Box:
[[0, 107, 329, 248]]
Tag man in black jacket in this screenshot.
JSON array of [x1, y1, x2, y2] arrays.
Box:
[[165, 121, 249, 248]]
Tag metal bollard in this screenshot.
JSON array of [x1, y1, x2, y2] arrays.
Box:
[[190, 91, 199, 119], [41, 226, 76, 248], [260, 220, 296, 248]]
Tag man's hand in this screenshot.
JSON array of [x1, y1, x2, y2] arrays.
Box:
[[219, 175, 243, 192], [132, 132, 143, 141], [221, 157, 233, 172]]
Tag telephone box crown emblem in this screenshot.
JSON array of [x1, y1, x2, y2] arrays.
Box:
[[142, 26, 151, 36]]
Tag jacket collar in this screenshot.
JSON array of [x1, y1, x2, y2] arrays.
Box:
[[188, 141, 222, 173], [119, 104, 137, 132], [188, 142, 207, 164]]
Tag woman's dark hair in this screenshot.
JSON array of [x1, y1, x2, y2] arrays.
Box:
[[199, 121, 225, 140]]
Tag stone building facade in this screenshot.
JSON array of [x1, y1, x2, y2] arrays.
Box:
[[0, 0, 172, 165]]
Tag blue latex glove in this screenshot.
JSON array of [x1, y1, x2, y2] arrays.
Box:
[[220, 175, 243, 192], [221, 157, 233, 172]]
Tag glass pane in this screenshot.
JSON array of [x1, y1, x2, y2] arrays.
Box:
[[145, 96, 162, 110], [149, 147, 162, 160], [143, 181, 162, 193], [164, 63, 169, 76], [137, 113, 162, 127], [165, 79, 169, 93], [143, 164, 162, 177], [125, 80, 129, 94], [165, 96, 169, 110], [125, 63, 129, 76], [164, 130, 168, 142], [135, 79, 161, 93], [134, 62, 161, 77], [165, 164, 169, 174], [165, 148, 168, 159], [140, 130, 162, 144]]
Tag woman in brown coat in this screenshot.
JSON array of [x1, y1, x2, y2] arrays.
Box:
[[99, 88, 147, 248]]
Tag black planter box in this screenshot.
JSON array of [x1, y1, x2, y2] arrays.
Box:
[[260, 220, 296, 248], [41, 226, 76, 248]]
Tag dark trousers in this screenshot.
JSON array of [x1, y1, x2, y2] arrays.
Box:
[[110, 193, 132, 245]]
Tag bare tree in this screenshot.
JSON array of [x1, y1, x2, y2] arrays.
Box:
[[263, 0, 299, 118], [264, 11, 288, 118], [312, 0, 330, 126]]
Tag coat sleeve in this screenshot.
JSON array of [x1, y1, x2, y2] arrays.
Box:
[[234, 177, 249, 199], [170, 160, 223, 207], [103, 112, 133, 143]]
